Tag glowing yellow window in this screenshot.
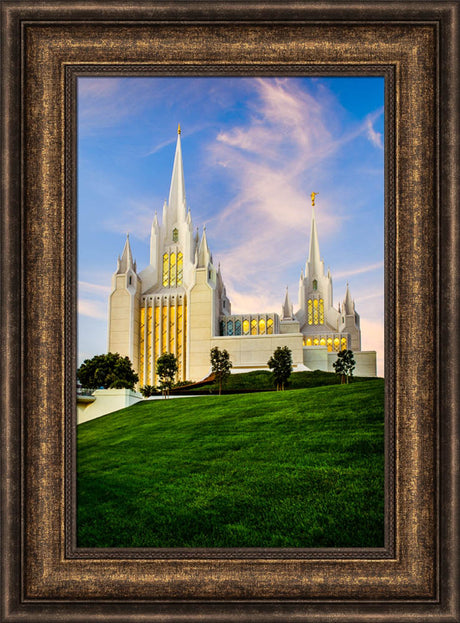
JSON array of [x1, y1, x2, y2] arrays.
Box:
[[169, 307, 175, 352], [327, 337, 333, 352], [319, 299, 324, 324], [320, 338, 326, 346], [177, 252, 183, 285], [267, 318, 273, 334], [251, 319, 257, 335], [313, 299, 318, 307], [259, 318, 266, 334], [341, 337, 347, 350], [162, 307, 168, 353], [162, 253, 169, 287], [170, 252, 176, 287], [308, 299, 313, 325], [313, 338, 319, 346], [334, 337, 340, 350], [243, 319, 249, 334], [306, 338, 312, 346]]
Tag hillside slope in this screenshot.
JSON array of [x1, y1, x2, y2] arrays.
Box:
[[77, 379, 384, 548]]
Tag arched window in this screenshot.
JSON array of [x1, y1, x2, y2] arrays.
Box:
[[172, 228, 178, 242], [313, 279, 317, 290], [319, 299, 324, 324], [313, 338, 319, 346], [235, 319, 242, 335], [128, 275, 132, 285], [169, 252, 176, 287], [243, 319, 250, 334], [162, 253, 169, 287], [177, 252, 183, 285], [227, 320, 234, 336], [308, 299, 313, 325], [306, 338, 312, 346], [267, 318, 273, 334], [251, 319, 257, 335], [220, 320, 225, 336], [320, 338, 326, 346], [334, 337, 340, 350], [341, 337, 348, 350], [313, 299, 319, 325], [259, 318, 266, 334], [327, 337, 333, 352]]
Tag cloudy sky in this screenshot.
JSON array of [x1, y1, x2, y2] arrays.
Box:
[[78, 76, 385, 374]]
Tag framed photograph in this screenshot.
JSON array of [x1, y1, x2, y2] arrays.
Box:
[[1, 2, 458, 621]]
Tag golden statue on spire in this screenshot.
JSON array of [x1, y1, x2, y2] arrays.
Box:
[[311, 192, 319, 206], [177, 123, 181, 135]]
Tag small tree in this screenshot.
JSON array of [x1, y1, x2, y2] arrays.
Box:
[[267, 346, 293, 391], [333, 349, 356, 384], [156, 353, 178, 398], [210, 346, 232, 395], [139, 384, 156, 398], [77, 352, 138, 390]]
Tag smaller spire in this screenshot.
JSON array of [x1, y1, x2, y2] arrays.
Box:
[[197, 227, 211, 268], [282, 286, 294, 320], [343, 283, 354, 315], [117, 233, 135, 274]]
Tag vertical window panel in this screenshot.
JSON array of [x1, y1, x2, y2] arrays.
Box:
[[251, 319, 257, 335], [169, 305, 175, 353], [267, 318, 273, 334], [243, 319, 249, 334], [235, 319, 242, 335], [139, 308, 145, 387], [154, 306, 160, 382], [177, 252, 183, 285], [162, 306, 168, 353], [170, 252, 176, 287], [162, 253, 169, 287], [259, 318, 266, 334], [227, 320, 234, 336]]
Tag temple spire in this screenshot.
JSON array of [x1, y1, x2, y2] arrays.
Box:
[[197, 227, 211, 267], [117, 233, 134, 274], [168, 126, 186, 220], [343, 282, 354, 314], [282, 286, 294, 320], [307, 204, 321, 272]]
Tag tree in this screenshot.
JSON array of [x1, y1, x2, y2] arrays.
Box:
[[210, 347, 232, 395], [139, 384, 157, 398], [77, 352, 138, 390], [156, 353, 178, 398], [267, 346, 293, 391], [333, 349, 356, 384]]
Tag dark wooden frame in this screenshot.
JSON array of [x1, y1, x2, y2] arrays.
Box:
[[1, 2, 458, 622]]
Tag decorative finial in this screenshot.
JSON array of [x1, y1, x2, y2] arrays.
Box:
[[311, 191, 319, 206], [178, 123, 181, 135]]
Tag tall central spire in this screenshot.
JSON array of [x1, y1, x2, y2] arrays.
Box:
[[168, 125, 186, 219], [307, 205, 321, 272]]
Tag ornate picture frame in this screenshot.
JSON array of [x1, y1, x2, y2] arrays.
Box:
[[1, 2, 458, 621]]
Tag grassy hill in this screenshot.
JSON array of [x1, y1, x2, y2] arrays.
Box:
[[77, 379, 384, 548], [176, 368, 377, 394]]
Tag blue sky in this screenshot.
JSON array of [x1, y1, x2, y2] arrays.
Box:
[[78, 76, 385, 374]]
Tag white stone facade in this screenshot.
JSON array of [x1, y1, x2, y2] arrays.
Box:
[[107, 129, 377, 382]]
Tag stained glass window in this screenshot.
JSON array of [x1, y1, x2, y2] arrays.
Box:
[[308, 299, 313, 325], [220, 321, 225, 335], [313, 279, 317, 290], [162, 307, 168, 353], [267, 318, 273, 334], [319, 299, 324, 324], [334, 337, 340, 350], [313, 338, 319, 346], [320, 338, 326, 345], [341, 337, 348, 350], [227, 320, 234, 336], [327, 337, 333, 352], [259, 318, 266, 334], [172, 228, 178, 242], [251, 319, 257, 335], [170, 252, 176, 287], [235, 319, 241, 335], [306, 338, 312, 346], [243, 319, 249, 334], [162, 253, 169, 287], [177, 252, 183, 285]]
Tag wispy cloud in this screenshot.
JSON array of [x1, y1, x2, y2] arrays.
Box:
[[78, 299, 107, 320], [79, 281, 111, 295], [334, 261, 384, 280], [365, 108, 384, 149]]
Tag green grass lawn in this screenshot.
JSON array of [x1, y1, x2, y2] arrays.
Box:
[[77, 379, 384, 548], [177, 368, 377, 393]]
